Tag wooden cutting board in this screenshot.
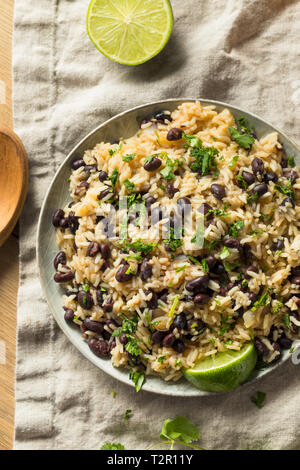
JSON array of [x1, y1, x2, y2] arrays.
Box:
[[0, 0, 18, 451]]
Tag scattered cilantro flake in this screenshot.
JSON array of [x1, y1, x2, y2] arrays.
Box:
[[236, 174, 249, 189], [125, 339, 142, 357], [188, 256, 202, 266], [154, 131, 161, 145], [82, 283, 89, 292], [219, 246, 231, 260], [124, 179, 135, 192], [274, 180, 295, 200], [183, 133, 219, 176], [247, 192, 259, 204], [125, 239, 157, 256], [281, 314, 291, 331], [208, 204, 230, 218], [251, 289, 271, 311], [251, 229, 265, 237], [158, 356, 166, 364], [225, 339, 233, 345], [241, 279, 248, 289], [145, 155, 154, 164], [112, 313, 138, 337], [112, 390, 116, 399], [129, 369, 145, 392], [272, 301, 283, 314], [164, 227, 183, 252], [122, 153, 136, 162], [201, 259, 209, 273], [229, 220, 244, 238], [168, 295, 180, 318], [109, 168, 119, 189], [275, 250, 282, 256], [176, 265, 187, 273], [251, 391, 266, 409], [288, 156, 295, 167], [101, 442, 125, 450], [124, 409, 132, 421], [228, 155, 239, 169], [109, 143, 123, 156]]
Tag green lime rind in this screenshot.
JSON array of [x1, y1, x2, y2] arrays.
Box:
[[183, 343, 257, 393], [86, 0, 173, 66]]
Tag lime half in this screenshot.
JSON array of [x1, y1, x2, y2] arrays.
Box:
[[183, 343, 257, 393], [87, 0, 173, 65]]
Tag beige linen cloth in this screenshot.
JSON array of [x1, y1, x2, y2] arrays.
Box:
[[13, 0, 300, 450]]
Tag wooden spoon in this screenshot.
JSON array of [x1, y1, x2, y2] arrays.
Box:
[[0, 127, 28, 246]]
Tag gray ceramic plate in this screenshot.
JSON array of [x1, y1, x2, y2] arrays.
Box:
[[37, 98, 300, 396]]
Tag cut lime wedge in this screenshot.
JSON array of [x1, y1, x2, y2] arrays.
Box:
[[183, 343, 257, 393], [87, 0, 173, 65]]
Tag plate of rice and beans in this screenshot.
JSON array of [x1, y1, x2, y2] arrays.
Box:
[[37, 99, 300, 395]]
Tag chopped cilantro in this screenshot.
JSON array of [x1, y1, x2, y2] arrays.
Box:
[[251, 230, 265, 237], [125, 339, 142, 357], [247, 192, 259, 204], [281, 314, 291, 331], [82, 283, 89, 292], [201, 259, 209, 273], [164, 226, 183, 252], [251, 391, 266, 409], [229, 220, 244, 238], [228, 155, 239, 169], [101, 442, 125, 450], [125, 239, 157, 256], [122, 153, 136, 162], [124, 179, 135, 192], [251, 289, 271, 311], [229, 126, 254, 150], [183, 133, 219, 176], [236, 174, 249, 189], [109, 143, 123, 156], [208, 204, 230, 218], [109, 168, 119, 189], [158, 356, 166, 364], [129, 369, 145, 392], [168, 295, 180, 318], [188, 256, 202, 266], [288, 156, 295, 167], [176, 265, 187, 273], [124, 409, 132, 421], [274, 179, 295, 200], [219, 246, 231, 260]]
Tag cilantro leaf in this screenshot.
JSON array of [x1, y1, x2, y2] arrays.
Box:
[[110, 168, 119, 189], [124, 179, 135, 192], [124, 238, 157, 256], [219, 246, 231, 260], [228, 155, 239, 169], [124, 409, 132, 421], [228, 220, 244, 238], [101, 442, 125, 450], [160, 416, 201, 445], [281, 314, 291, 331], [122, 153, 136, 162], [183, 133, 219, 176], [229, 126, 254, 150], [129, 369, 145, 392], [236, 174, 249, 189], [251, 289, 271, 311], [125, 339, 142, 357], [251, 391, 266, 409], [274, 180, 295, 200]]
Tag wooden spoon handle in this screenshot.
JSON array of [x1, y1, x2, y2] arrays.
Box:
[[0, 127, 28, 247]]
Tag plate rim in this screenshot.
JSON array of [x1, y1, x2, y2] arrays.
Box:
[[37, 97, 300, 396]]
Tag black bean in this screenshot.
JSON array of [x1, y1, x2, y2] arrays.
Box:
[[71, 159, 85, 170], [218, 287, 227, 296], [186, 275, 210, 292], [244, 265, 259, 279], [172, 340, 185, 353], [96, 289, 104, 306], [140, 260, 152, 282], [68, 211, 79, 234], [280, 158, 288, 169], [187, 318, 205, 332], [291, 277, 300, 285], [211, 261, 226, 275], [271, 239, 284, 251], [173, 313, 187, 330], [64, 308, 74, 324], [167, 128, 183, 141], [272, 342, 281, 354], [241, 171, 255, 185], [103, 294, 114, 312], [54, 271, 74, 283], [88, 338, 109, 358], [98, 187, 111, 200], [101, 262, 108, 273], [60, 218, 70, 230], [158, 289, 168, 304], [242, 243, 252, 261], [198, 203, 213, 220], [99, 171, 108, 182], [119, 333, 128, 345], [254, 337, 268, 357], [162, 333, 176, 347], [292, 266, 300, 277], [84, 164, 97, 175], [140, 118, 150, 127], [145, 290, 158, 309], [251, 157, 264, 175], [281, 197, 295, 208], [205, 255, 217, 270], [151, 330, 167, 344], [100, 243, 111, 260], [153, 111, 172, 123], [145, 196, 156, 214], [102, 329, 112, 341], [87, 241, 100, 257], [194, 293, 211, 304], [283, 170, 298, 184], [278, 336, 293, 349], [249, 292, 258, 306], [177, 197, 192, 216], [227, 282, 235, 291], [211, 184, 226, 200], [264, 171, 278, 183], [115, 263, 133, 283], [166, 183, 179, 198], [83, 318, 104, 334], [52, 209, 65, 227], [54, 251, 67, 269], [252, 183, 268, 197], [108, 339, 116, 354], [144, 157, 162, 172], [224, 237, 241, 249], [126, 352, 140, 365], [75, 181, 89, 195], [78, 291, 94, 310]]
